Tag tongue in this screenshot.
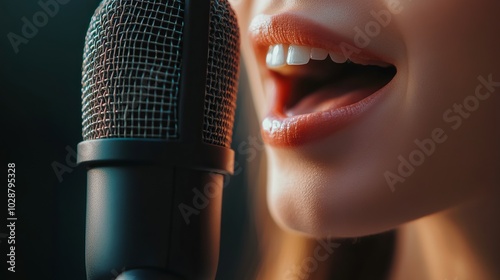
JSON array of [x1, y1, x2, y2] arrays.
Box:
[[285, 66, 395, 116]]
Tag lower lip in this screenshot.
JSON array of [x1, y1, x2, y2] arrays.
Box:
[[261, 78, 395, 147]]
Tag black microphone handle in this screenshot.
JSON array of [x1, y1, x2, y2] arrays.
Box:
[[78, 139, 234, 280]]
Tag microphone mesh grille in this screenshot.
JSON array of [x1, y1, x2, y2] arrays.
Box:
[[82, 0, 184, 140], [203, 0, 239, 148], [81, 0, 239, 148]]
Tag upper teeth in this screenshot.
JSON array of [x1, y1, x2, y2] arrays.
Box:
[[266, 44, 391, 68], [266, 44, 348, 68]]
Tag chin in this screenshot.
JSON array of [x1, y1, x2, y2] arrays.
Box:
[[264, 144, 401, 238]]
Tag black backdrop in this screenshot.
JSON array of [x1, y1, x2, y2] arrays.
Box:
[[0, 1, 258, 279]]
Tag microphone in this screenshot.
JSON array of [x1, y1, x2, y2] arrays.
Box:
[[77, 0, 239, 279]]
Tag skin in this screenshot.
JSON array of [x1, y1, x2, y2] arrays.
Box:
[[229, 0, 500, 278]]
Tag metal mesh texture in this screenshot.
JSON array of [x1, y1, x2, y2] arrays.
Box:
[[203, 0, 239, 148], [81, 0, 239, 148], [82, 0, 184, 140]]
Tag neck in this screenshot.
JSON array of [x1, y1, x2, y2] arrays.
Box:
[[389, 189, 500, 280]]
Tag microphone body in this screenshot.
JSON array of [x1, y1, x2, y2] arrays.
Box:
[[77, 0, 239, 279], [79, 140, 233, 280]]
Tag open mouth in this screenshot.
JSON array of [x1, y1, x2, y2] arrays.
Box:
[[250, 14, 399, 146], [266, 44, 397, 117]]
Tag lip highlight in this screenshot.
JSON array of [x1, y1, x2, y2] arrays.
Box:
[[251, 13, 396, 147]]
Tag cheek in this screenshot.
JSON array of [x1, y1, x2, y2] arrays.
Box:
[[397, 0, 500, 181], [396, 0, 500, 62]]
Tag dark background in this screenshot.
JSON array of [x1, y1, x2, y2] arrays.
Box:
[[0, 1, 259, 279]]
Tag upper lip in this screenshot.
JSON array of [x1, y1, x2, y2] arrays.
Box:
[[249, 13, 393, 68]]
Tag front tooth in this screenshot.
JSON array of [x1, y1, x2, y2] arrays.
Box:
[[266, 44, 287, 68], [266, 46, 273, 66], [329, 52, 347, 63], [310, 48, 329, 60], [287, 45, 311, 65]]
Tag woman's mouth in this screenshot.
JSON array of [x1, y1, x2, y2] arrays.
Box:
[[266, 43, 396, 116], [251, 14, 397, 146]]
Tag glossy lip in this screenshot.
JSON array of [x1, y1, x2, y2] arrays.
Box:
[[262, 80, 395, 146], [250, 13, 396, 147]]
